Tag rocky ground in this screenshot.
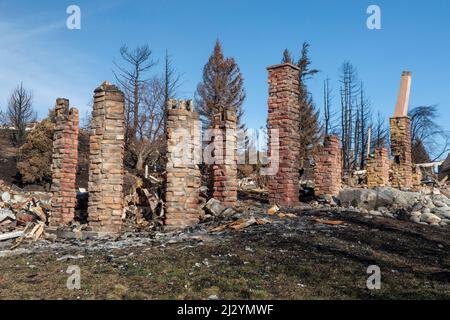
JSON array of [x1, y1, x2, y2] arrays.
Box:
[[0, 195, 449, 300], [339, 186, 450, 226]]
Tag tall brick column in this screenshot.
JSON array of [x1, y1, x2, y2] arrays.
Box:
[[390, 71, 413, 189], [165, 99, 202, 229], [366, 147, 390, 188], [88, 82, 125, 234], [267, 63, 301, 207], [314, 136, 342, 196], [211, 108, 238, 207], [50, 98, 79, 226]]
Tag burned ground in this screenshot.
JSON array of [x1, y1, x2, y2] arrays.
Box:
[[0, 204, 448, 300]]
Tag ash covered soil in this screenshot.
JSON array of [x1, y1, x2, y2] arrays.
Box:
[[0, 204, 449, 300]]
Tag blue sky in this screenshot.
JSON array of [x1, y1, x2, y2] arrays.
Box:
[[1, 0, 449, 133]]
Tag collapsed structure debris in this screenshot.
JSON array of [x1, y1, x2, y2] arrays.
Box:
[[0, 180, 50, 246]]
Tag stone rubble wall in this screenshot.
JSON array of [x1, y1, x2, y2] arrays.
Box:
[[267, 63, 301, 207], [366, 147, 390, 189], [49, 98, 79, 226], [87, 82, 125, 234], [164, 99, 202, 229], [314, 135, 342, 196]]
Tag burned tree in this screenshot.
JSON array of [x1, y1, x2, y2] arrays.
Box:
[[113, 45, 156, 142], [323, 77, 332, 136], [355, 82, 372, 169], [113, 45, 173, 172], [372, 111, 389, 149], [339, 62, 359, 172], [7, 83, 35, 145], [132, 77, 166, 171], [281, 49, 293, 64], [196, 40, 246, 130]]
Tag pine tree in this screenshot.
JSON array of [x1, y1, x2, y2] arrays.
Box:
[[296, 43, 321, 166], [281, 49, 293, 64], [196, 40, 246, 130]]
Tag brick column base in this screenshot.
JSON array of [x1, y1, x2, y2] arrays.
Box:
[[314, 136, 342, 196]]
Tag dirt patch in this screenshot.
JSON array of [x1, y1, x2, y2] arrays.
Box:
[[0, 209, 448, 300]]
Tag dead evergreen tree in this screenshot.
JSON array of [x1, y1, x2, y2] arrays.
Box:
[[196, 40, 246, 130], [339, 62, 359, 172], [7, 83, 35, 145], [281, 49, 293, 64], [196, 40, 246, 187], [295, 43, 320, 166]]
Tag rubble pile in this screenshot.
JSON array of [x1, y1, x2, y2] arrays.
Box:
[[0, 180, 50, 245], [338, 186, 450, 226], [122, 176, 164, 232]]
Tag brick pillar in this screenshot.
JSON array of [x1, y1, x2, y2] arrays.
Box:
[[390, 117, 412, 189], [211, 108, 238, 207], [267, 63, 300, 207], [366, 147, 390, 188], [50, 98, 79, 226], [88, 81, 125, 234], [314, 136, 342, 196], [165, 99, 201, 229]]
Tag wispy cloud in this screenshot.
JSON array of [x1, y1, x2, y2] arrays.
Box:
[[0, 20, 64, 46], [0, 17, 97, 119]]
